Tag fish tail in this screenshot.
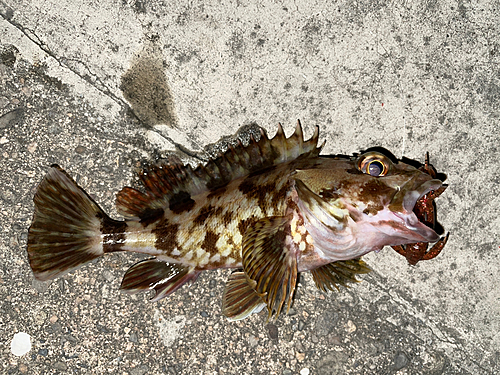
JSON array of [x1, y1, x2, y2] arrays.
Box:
[[27, 165, 126, 281]]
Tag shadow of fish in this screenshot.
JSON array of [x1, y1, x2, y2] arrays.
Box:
[[27, 121, 446, 320]]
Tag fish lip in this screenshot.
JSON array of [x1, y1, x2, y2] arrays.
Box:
[[394, 178, 443, 242], [393, 211, 439, 242], [402, 179, 443, 213]]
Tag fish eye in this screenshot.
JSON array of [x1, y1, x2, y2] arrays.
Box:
[[357, 152, 391, 177], [367, 160, 385, 176]]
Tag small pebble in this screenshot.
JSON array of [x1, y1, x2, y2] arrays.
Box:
[[393, 351, 409, 370], [33, 310, 46, 325], [27, 142, 37, 153], [295, 342, 305, 353], [300, 369, 310, 375], [38, 348, 48, 357], [50, 322, 62, 333], [53, 361, 68, 371], [266, 323, 279, 340], [346, 320, 356, 334], [21, 86, 32, 96], [75, 145, 86, 154], [11, 332, 31, 356], [298, 320, 305, 331], [0, 107, 23, 129], [130, 364, 149, 375], [0, 96, 9, 108], [248, 335, 259, 347], [328, 335, 342, 346], [102, 270, 114, 282], [296, 352, 305, 361], [200, 311, 209, 317], [48, 125, 61, 134]]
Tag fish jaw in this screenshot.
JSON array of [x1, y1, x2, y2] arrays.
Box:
[[350, 206, 440, 248], [296, 176, 444, 267], [352, 177, 443, 244]]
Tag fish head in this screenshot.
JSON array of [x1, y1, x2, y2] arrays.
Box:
[[293, 151, 444, 262]]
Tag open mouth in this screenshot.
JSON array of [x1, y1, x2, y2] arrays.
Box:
[[394, 179, 444, 242], [390, 154, 449, 264], [402, 179, 443, 214]]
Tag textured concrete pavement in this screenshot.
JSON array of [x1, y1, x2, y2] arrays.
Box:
[[1, 0, 499, 374]]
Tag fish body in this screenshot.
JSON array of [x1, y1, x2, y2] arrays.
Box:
[[27, 122, 445, 320]]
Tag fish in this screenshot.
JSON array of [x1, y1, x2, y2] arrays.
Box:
[[27, 121, 446, 320]]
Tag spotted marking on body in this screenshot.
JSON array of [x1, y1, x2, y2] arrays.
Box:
[[168, 191, 196, 214], [153, 219, 179, 252], [201, 231, 219, 253], [100, 214, 128, 253]]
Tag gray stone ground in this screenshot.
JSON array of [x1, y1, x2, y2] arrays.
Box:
[[1, 0, 499, 374]]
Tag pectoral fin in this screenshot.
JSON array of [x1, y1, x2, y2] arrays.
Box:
[[242, 216, 298, 319], [222, 271, 266, 321], [311, 258, 371, 292]]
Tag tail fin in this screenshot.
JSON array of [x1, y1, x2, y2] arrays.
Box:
[[27, 165, 121, 281]]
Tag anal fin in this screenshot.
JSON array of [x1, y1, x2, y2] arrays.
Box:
[[120, 259, 199, 302], [242, 216, 298, 319], [311, 258, 371, 292], [222, 271, 266, 321]]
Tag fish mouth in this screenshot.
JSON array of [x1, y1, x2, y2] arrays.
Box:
[[393, 179, 443, 243]]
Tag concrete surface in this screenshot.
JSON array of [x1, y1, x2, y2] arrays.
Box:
[[1, 0, 499, 373]]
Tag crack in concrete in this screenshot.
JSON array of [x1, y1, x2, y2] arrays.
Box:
[[0, 5, 127, 110], [0, 6, 205, 161]]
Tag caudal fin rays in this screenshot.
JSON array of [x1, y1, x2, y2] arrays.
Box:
[[27, 166, 120, 281]]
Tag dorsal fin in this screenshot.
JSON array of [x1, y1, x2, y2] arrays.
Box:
[[116, 120, 321, 219]]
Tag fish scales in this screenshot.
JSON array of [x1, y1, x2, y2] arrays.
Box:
[[27, 121, 448, 320], [121, 171, 293, 269]]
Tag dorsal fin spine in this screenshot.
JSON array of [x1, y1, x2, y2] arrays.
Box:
[[116, 122, 322, 219]]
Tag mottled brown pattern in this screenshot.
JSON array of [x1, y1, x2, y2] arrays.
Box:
[[193, 205, 214, 225], [153, 220, 179, 252], [320, 188, 341, 200], [359, 180, 394, 203], [201, 231, 219, 253], [358, 180, 394, 214], [271, 181, 291, 211], [222, 211, 233, 226], [213, 206, 224, 216], [100, 214, 128, 234], [238, 177, 256, 195], [238, 178, 276, 212], [102, 233, 127, 253], [168, 191, 196, 214], [99, 214, 128, 253], [138, 207, 164, 227], [237, 217, 257, 237]]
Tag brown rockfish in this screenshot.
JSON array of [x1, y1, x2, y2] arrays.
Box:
[[27, 122, 446, 320]]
